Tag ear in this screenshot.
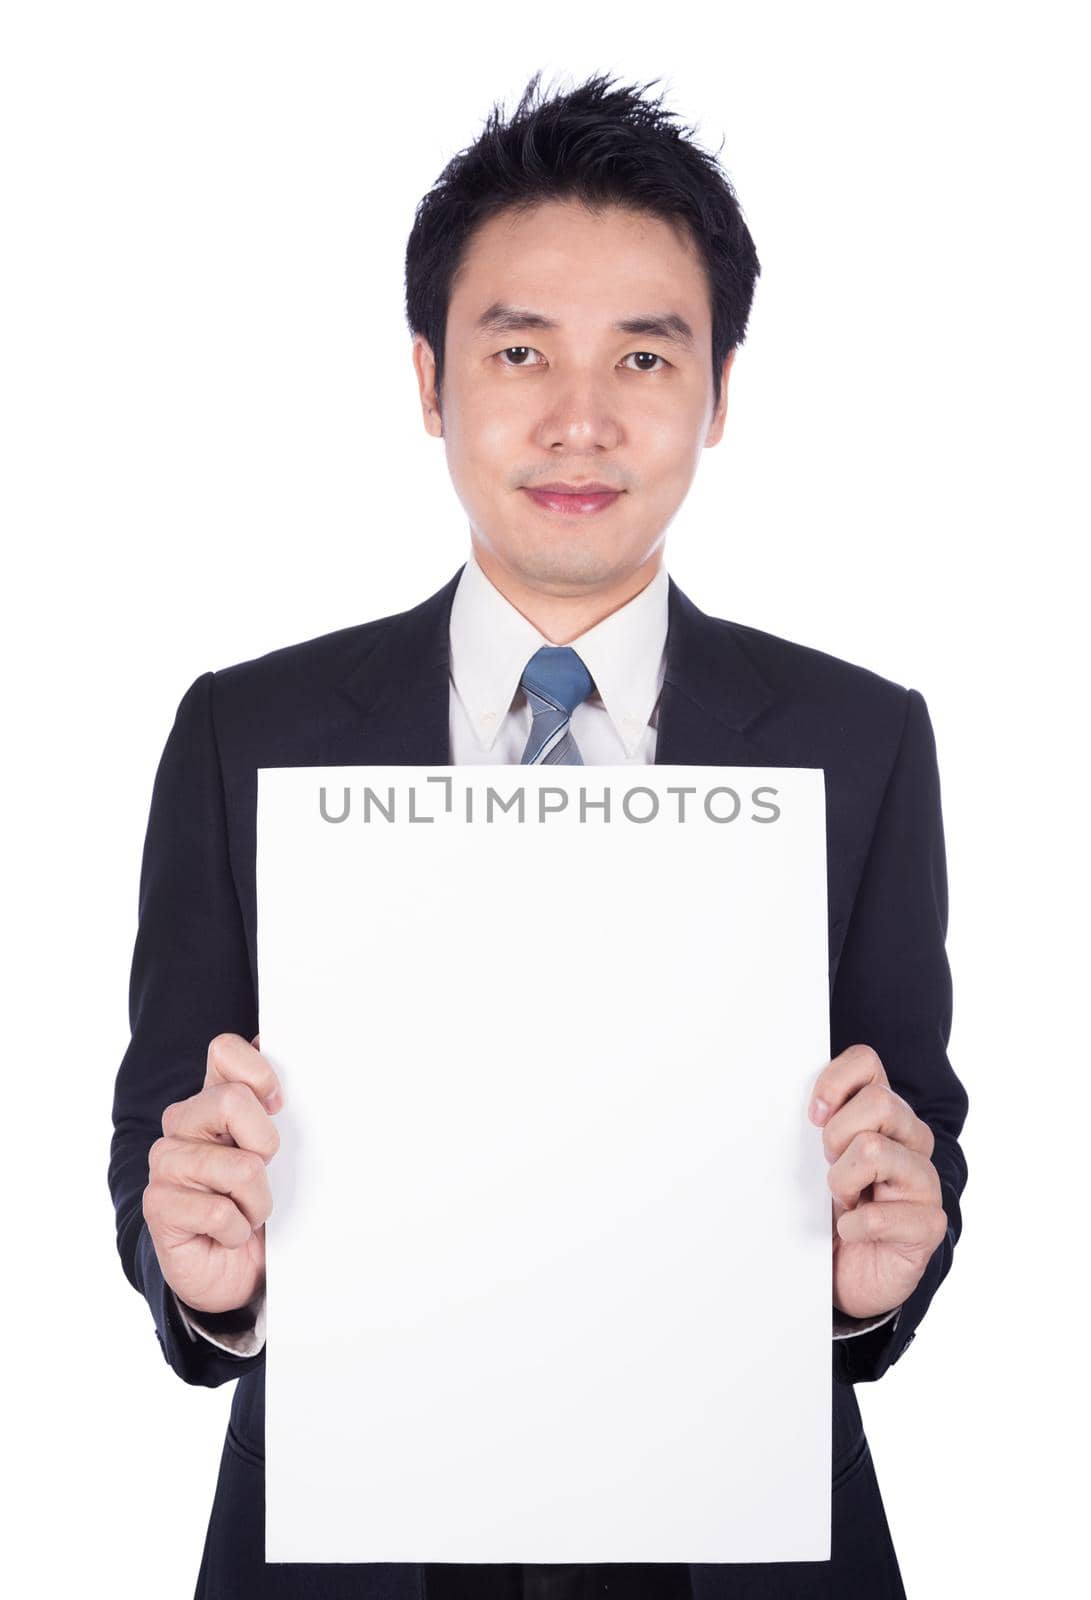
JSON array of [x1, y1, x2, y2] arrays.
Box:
[[705, 347, 737, 447], [412, 335, 443, 437]]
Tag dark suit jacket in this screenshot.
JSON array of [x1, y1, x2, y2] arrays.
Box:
[[109, 562, 969, 1599]]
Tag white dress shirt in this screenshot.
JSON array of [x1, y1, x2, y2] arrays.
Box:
[[174, 548, 898, 1356]]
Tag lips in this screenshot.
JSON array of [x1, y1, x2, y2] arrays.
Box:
[[533, 482, 620, 494], [522, 485, 624, 516]]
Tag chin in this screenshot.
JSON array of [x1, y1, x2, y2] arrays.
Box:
[[520, 545, 621, 586]]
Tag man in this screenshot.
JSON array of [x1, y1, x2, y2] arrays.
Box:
[[110, 71, 968, 1600]]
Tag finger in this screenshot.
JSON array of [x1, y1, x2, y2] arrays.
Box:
[[204, 1031, 284, 1113], [810, 1043, 887, 1125], [827, 1130, 942, 1210], [143, 1181, 256, 1249], [836, 1198, 948, 1251], [821, 1081, 935, 1164], [149, 1136, 274, 1229], [162, 1077, 281, 1161], [249, 1030, 275, 1104]]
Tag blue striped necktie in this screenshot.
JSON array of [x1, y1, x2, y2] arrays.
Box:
[[518, 646, 595, 765]]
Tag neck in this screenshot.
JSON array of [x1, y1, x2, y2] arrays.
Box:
[[470, 542, 663, 644]]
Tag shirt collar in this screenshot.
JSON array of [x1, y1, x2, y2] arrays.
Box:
[[448, 547, 669, 757]]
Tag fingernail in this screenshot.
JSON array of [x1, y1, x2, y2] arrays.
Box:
[[264, 1090, 281, 1113], [811, 1098, 830, 1124]]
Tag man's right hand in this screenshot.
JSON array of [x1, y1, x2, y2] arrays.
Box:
[[143, 1032, 284, 1316]]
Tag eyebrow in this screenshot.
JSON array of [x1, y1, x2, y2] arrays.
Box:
[[474, 302, 696, 352]]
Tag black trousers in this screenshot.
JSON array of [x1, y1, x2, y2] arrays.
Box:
[[423, 1563, 692, 1600]]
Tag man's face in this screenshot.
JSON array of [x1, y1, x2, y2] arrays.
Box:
[[413, 199, 734, 596]]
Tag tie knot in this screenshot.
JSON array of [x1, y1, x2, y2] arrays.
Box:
[[520, 645, 595, 717]]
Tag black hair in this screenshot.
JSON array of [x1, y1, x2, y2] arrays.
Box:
[[404, 70, 761, 419]]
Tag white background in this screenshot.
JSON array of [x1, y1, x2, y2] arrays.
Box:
[[3, 3, 1086, 1594]]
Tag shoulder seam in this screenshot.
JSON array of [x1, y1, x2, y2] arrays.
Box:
[[206, 669, 251, 940], [844, 685, 915, 927]]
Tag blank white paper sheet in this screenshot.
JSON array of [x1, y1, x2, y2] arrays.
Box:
[[256, 764, 832, 1565]]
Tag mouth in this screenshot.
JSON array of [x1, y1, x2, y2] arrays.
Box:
[[521, 485, 625, 517]]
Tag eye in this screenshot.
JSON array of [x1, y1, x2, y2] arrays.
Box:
[[621, 352, 668, 373], [496, 347, 545, 367]]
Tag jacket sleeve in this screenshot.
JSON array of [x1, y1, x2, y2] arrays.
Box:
[[829, 687, 969, 1385], [108, 670, 267, 1388]]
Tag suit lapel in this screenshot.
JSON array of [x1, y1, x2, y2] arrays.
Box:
[[655, 574, 778, 764], [332, 561, 780, 765], [332, 568, 458, 766]]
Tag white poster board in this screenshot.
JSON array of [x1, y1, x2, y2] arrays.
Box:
[[256, 765, 832, 1565]]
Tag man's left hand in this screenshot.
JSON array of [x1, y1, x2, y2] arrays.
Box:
[[810, 1043, 948, 1320]]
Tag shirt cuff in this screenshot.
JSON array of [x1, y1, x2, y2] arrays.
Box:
[[832, 1304, 901, 1340], [171, 1288, 267, 1357]]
